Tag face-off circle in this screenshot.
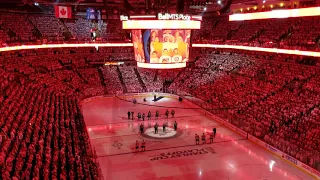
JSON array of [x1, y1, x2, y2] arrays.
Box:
[[142, 127, 182, 139]]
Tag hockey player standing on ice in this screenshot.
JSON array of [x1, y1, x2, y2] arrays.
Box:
[[148, 111, 151, 120], [138, 113, 141, 121], [165, 109, 169, 119], [127, 111, 131, 120], [140, 123, 144, 134], [131, 111, 134, 120], [195, 134, 200, 145], [201, 133, 206, 144], [141, 140, 146, 152], [135, 140, 139, 152], [155, 110, 159, 120], [210, 132, 214, 143], [171, 109, 175, 118], [133, 98, 137, 104], [162, 122, 166, 132], [142, 113, 145, 121], [213, 128, 217, 138], [174, 121, 178, 131], [154, 123, 158, 134]]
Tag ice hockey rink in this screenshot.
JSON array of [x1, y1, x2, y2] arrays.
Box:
[[81, 94, 316, 180]]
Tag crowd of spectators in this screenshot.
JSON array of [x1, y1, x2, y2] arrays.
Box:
[[1, 11, 320, 51], [0, 9, 320, 52], [118, 66, 144, 93], [100, 66, 124, 94], [193, 15, 320, 51], [137, 68, 162, 92], [1, 46, 320, 176], [0, 12, 130, 45], [1, 10, 320, 177], [170, 49, 320, 171], [29, 15, 65, 41], [0, 82, 100, 179], [0, 12, 37, 43]]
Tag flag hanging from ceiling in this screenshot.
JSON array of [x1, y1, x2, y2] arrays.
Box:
[[54, 6, 72, 18]]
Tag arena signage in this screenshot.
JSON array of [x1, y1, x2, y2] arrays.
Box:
[[301, 164, 320, 177], [149, 147, 216, 161], [283, 154, 298, 165], [265, 144, 278, 153], [158, 13, 191, 20], [120, 15, 129, 21]]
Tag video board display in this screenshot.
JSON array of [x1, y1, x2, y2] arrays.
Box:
[[132, 30, 146, 63], [132, 29, 191, 68], [150, 29, 190, 63]]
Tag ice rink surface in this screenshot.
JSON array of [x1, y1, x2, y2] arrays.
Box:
[[81, 95, 315, 180]]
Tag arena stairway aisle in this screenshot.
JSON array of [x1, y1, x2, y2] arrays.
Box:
[[133, 67, 147, 92], [116, 66, 128, 93]]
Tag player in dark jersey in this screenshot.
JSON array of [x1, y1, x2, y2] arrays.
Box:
[[195, 134, 200, 144], [148, 111, 151, 120], [155, 110, 159, 120], [213, 128, 217, 138], [210, 132, 214, 143], [128, 111, 131, 120], [142, 113, 145, 121], [165, 109, 169, 119], [135, 140, 139, 151], [141, 140, 146, 152], [138, 113, 141, 121], [174, 121, 178, 131], [140, 124, 144, 134], [162, 122, 166, 132], [201, 133, 206, 144], [154, 123, 158, 134], [171, 109, 175, 118]]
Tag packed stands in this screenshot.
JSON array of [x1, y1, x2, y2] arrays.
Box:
[[118, 66, 144, 93], [193, 15, 320, 51], [0, 12, 128, 45], [1, 9, 320, 178], [0, 83, 100, 179], [29, 15, 65, 41], [170, 49, 320, 171], [0, 11, 320, 52], [64, 18, 93, 41], [137, 68, 162, 92], [100, 66, 124, 94], [0, 12, 36, 43]]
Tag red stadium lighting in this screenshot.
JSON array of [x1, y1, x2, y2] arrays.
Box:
[[192, 44, 320, 57], [129, 15, 156, 18], [122, 20, 201, 29], [192, 15, 203, 21], [0, 43, 133, 52], [229, 7, 320, 21], [137, 62, 186, 69]]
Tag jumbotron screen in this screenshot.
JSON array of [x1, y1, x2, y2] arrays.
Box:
[[132, 29, 191, 69]]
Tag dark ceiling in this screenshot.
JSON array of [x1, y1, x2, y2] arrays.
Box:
[[0, 0, 232, 14]]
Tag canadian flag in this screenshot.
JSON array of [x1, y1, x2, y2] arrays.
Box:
[[54, 6, 72, 18]]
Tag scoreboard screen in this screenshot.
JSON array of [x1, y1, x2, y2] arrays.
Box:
[[122, 13, 201, 69], [132, 29, 190, 67]]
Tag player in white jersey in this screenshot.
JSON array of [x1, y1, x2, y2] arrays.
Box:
[[171, 48, 182, 63], [159, 49, 171, 63]]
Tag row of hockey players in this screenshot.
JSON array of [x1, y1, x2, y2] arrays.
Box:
[[128, 109, 175, 120]]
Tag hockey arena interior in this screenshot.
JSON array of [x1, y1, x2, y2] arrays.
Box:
[[0, 0, 320, 179]]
